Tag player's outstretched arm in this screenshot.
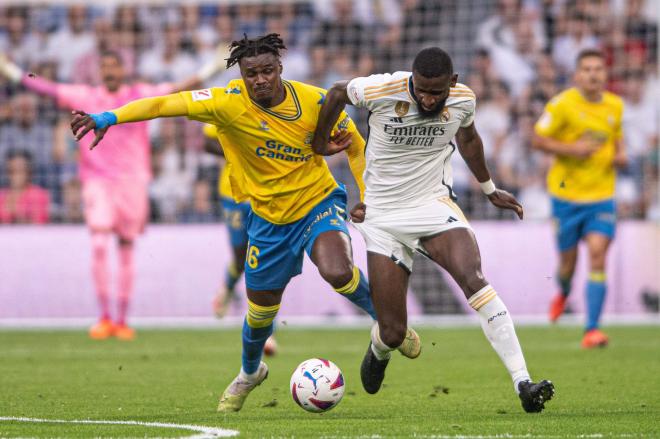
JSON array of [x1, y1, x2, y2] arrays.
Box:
[[456, 123, 524, 220], [70, 93, 188, 149], [1, 52, 62, 100], [312, 80, 355, 156], [613, 138, 628, 168], [531, 133, 600, 159]]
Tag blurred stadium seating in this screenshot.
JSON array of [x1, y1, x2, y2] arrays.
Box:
[[0, 0, 657, 224]]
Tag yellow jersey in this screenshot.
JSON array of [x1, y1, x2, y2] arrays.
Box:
[[202, 123, 234, 200], [534, 87, 624, 202], [183, 79, 366, 224]]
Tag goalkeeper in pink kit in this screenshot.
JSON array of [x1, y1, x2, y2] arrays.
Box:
[[0, 50, 224, 339]]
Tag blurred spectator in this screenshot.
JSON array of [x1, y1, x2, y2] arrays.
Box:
[[236, 4, 267, 37], [0, 7, 40, 69], [149, 119, 198, 222], [622, 70, 657, 171], [477, 0, 545, 55], [311, 0, 375, 83], [623, 0, 657, 65], [0, 150, 50, 224], [45, 5, 95, 81], [72, 18, 136, 85], [178, 179, 216, 223], [619, 70, 658, 216], [265, 16, 310, 82], [488, 18, 539, 97], [392, 0, 442, 71], [475, 80, 511, 167], [552, 12, 599, 74], [498, 113, 551, 219], [138, 24, 198, 82], [113, 5, 146, 54], [0, 93, 54, 172], [196, 12, 239, 87], [56, 177, 83, 223]]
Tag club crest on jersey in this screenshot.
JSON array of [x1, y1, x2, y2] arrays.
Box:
[[395, 101, 410, 117], [441, 107, 451, 122], [191, 89, 212, 101], [259, 120, 270, 131], [225, 87, 241, 95]]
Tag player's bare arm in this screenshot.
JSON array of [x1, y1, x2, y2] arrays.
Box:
[[532, 133, 600, 159], [311, 80, 354, 156], [349, 202, 366, 223], [456, 122, 523, 219], [71, 93, 189, 149], [613, 138, 628, 168]]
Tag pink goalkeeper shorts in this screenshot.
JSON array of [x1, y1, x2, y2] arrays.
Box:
[[83, 179, 149, 240]]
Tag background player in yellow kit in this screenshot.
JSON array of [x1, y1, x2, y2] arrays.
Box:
[[533, 49, 627, 348], [203, 123, 277, 356], [202, 123, 253, 317], [71, 34, 420, 413]]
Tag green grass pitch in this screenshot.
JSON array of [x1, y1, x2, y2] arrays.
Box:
[[1, 326, 658, 438]]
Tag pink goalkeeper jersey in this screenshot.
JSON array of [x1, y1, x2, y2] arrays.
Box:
[[25, 77, 172, 183]]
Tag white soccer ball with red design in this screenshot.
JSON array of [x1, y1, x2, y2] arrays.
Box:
[[290, 358, 345, 412]]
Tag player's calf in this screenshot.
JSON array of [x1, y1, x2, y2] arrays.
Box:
[[333, 266, 377, 319]]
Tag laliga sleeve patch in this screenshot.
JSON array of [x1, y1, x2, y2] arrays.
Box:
[[191, 89, 212, 102], [537, 111, 552, 129]]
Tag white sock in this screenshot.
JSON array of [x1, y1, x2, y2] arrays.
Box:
[[469, 285, 531, 393], [239, 367, 260, 382], [370, 323, 393, 361]]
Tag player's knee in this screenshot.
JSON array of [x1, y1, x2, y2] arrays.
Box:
[[91, 233, 110, 258], [456, 270, 487, 297], [559, 264, 575, 278], [589, 253, 606, 271], [379, 322, 406, 348], [118, 237, 133, 247], [320, 262, 354, 290]]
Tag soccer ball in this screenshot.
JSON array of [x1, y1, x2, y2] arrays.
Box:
[[290, 358, 345, 412]]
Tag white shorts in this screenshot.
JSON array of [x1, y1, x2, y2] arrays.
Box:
[[353, 197, 470, 272]]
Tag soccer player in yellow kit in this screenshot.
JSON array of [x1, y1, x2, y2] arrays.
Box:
[[203, 123, 277, 356], [533, 49, 627, 348], [71, 34, 420, 412], [202, 123, 254, 317]]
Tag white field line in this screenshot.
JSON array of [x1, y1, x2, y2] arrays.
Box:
[[0, 416, 238, 438]]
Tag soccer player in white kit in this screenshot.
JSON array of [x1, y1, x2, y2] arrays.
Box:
[[312, 47, 555, 413]]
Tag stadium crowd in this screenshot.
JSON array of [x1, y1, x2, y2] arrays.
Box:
[[0, 0, 658, 224]]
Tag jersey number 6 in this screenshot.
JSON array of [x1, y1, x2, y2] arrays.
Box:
[[247, 245, 260, 269]]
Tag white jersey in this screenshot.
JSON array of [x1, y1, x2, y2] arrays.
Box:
[[347, 71, 476, 209]]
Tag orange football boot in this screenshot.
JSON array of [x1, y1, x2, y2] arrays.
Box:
[[581, 329, 608, 349], [89, 318, 115, 340], [549, 294, 567, 323], [114, 324, 136, 341]]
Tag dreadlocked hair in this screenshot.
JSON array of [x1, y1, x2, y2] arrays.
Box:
[[226, 33, 286, 69]]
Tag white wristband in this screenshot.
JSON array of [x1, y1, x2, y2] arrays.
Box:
[[0, 54, 23, 83], [480, 179, 496, 195]]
